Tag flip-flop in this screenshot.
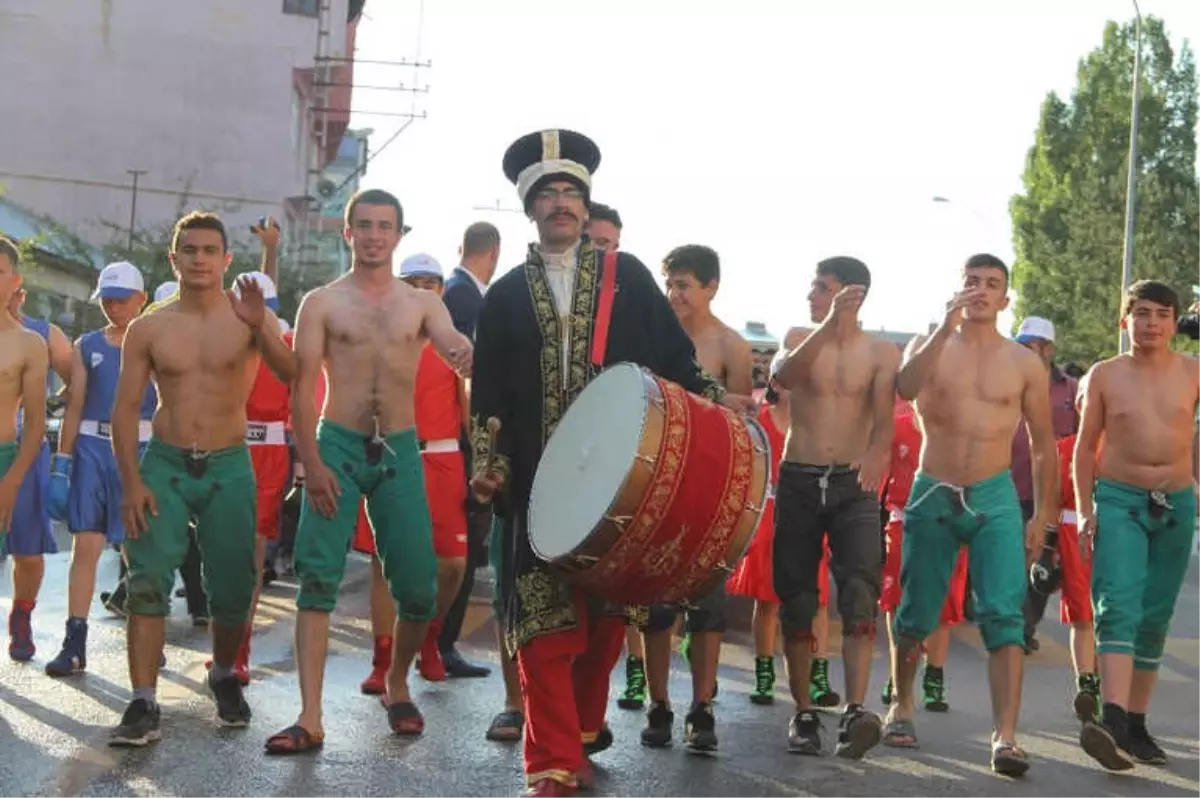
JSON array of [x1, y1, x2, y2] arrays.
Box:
[[991, 739, 1030, 778], [486, 709, 524, 742], [386, 700, 425, 736], [882, 717, 919, 749], [264, 724, 325, 755]]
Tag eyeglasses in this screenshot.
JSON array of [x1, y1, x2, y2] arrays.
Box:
[[535, 187, 585, 202]]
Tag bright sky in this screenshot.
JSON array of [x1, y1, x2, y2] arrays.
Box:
[[350, 0, 1199, 343]]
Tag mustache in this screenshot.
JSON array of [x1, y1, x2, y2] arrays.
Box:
[[547, 211, 577, 222]]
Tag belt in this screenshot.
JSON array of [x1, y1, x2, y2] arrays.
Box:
[[419, 438, 459, 454], [246, 421, 288, 446], [80, 419, 152, 442], [889, 509, 906, 523], [786, 462, 856, 477], [1060, 509, 1077, 525]]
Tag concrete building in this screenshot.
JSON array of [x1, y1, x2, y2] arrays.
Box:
[[0, 0, 364, 250]]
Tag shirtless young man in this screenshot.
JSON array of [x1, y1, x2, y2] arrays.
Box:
[[772, 256, 898, 759], [265, 189, 472, 754], [889, 253, 1056, 777], [0, 238, 50, 592], [109, 211, 295, 746], [1074, 280, 1199, 771], [637, 244, 753, 751]]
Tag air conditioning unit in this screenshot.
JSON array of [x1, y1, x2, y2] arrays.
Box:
[[316, 178, 338, 199]]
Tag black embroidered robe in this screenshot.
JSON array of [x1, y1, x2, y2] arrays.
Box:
[[470, 241, 725, 652]]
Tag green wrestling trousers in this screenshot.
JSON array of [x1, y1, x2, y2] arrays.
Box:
[[124, 438, 257, 627], [894, 470, 1026, 652], [294, 420, 437, 620], [1092, 478, 1197, 670], [0, 440, 16, 547]]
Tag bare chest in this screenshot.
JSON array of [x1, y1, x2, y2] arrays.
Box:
[[326, 296, 425, 359], [693, 337, 727, 384], [1104, 375, 1195, 436], [800, 341, 876, 397], [922, 348, 1022, 424], [151, 317, 252, 378]]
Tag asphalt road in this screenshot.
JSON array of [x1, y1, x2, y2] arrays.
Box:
[[1, 534, 1197, 797]]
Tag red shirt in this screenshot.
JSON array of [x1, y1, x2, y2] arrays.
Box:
[[757, 404, 786, 487], [884, 406, 923, 511], [247, 331, 294, 423], [415, 344, 462, 441]]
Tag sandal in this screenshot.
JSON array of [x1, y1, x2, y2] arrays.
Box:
[[881, 717, 919, 749], [387, 700, 425, 736], [486, 709, 524, 742], [991, 739, 1030, 777], [264, 724, 325, 755]]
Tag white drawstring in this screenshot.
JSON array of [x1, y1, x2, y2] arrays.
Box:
[[907, 480, 980, 517]]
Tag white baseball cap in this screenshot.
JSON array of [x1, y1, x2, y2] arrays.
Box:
[[1015, 316, 1055, 344], [399, 253, 444, 281], [232, 271, 280, 311], [154, 281, 179, 303], [92, 261, 145, 300]]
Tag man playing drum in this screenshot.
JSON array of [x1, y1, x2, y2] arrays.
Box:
[[772, 256, 899, 759], [470, 128, 749, 797], [889, 254, 1057, 776]]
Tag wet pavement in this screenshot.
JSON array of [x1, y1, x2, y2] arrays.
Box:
[[1, 528, 1197, 797]]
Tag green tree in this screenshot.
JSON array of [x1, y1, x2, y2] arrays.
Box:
[[1010, 16, 1199, 365]]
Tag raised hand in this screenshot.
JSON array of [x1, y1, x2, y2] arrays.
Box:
[[251, 216, 282, 249], [941, 289, 981, 329], [228, 275, 267, 330], [831, 285, 866, 320]]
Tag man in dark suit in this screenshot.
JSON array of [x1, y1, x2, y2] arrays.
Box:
[[437, 221, 501, 677]]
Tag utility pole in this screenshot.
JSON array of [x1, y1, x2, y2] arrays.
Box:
[[1119, 0, 1143, 355], [472, 199, 523, 214], [126, 169, 147, 255]]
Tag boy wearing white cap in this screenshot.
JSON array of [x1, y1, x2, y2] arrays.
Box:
[[353, 253, 472, 691], [45, 262, 158, 676]]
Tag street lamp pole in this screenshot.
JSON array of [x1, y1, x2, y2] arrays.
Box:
[[471, 199, 523, 214], [126, 169, 147, 256], [1119, 0, 1143, 355]]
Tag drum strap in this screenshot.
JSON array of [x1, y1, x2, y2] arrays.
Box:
[[591, 250, 619, 368]]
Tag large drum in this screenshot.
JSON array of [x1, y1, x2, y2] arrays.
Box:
[[528, 363, 771, 606]]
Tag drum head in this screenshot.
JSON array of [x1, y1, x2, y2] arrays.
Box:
[[529, 363, 649, 560]]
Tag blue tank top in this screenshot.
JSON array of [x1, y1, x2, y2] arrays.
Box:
[[18, 315, 52, 430], [79, 329, 157, 422]]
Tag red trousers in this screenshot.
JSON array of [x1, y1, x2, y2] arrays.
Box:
[[516, 596, 626, 788]]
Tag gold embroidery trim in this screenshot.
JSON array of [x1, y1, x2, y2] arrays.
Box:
[[527, 769, 576, 788], [509, 567, 577, 652], [469, 415, 511, 486], [524, 250, 562, 448]]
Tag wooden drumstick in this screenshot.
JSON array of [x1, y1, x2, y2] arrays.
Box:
[[483, 417, 502, 475]]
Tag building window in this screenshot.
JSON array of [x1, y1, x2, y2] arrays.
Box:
[[283, 0, 318, 17]]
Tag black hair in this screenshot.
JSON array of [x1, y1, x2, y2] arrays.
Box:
[[589, 202, 622, 229], [1122, 279, 1180, 319], [816, 256, 871, 292], [172, 211, 228, 253], [345, 188, 404, 228], [662, 244, 720, 286], [0, 236, 19, 270], [963, 252, 1009, 284]]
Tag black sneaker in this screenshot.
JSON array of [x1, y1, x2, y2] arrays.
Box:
[[922, 667, 949, 713], [787, 710, 822, 755], [1073, 673, 1100, 723], [109, 699, 162, 747], [583, 725, 613, 756], [1080, 719, 1135, 771], [835, 705, 882, 759], [208, 671, 252, 728], [683, 702, 717, 752], [640, 701, 673, 748], [1126, 725, 1168, 766]]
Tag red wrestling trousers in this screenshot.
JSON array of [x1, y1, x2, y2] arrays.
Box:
[[516, 594, 626, 788]]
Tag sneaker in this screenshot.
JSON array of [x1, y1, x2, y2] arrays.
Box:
[[1073, 673, 1100, 723], [834, 704, 882, 759], [8, 601, 35, 662], [683, 702, 717, 752], [881, 678, 894, 706], [749, 655, 775, 705], [922, 666, 949, 712], [1080, 718, 1135, 772], [207, 671, 252, 728], [583, 725, 614, 756], [808, 657, 841, 708], [1126, 723, 1168, 766], [101, 589, 127, 618], [192, 612, 210, 627], [640, 701, 673, 748], [45, 619, 88, 677], [618, 655, 646, 710], [787, 709, 822, 755], [109, 699, 162, 747]]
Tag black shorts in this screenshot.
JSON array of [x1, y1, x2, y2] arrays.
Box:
[[773, 462, 882, 636], [642, 581, 726, 634]]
